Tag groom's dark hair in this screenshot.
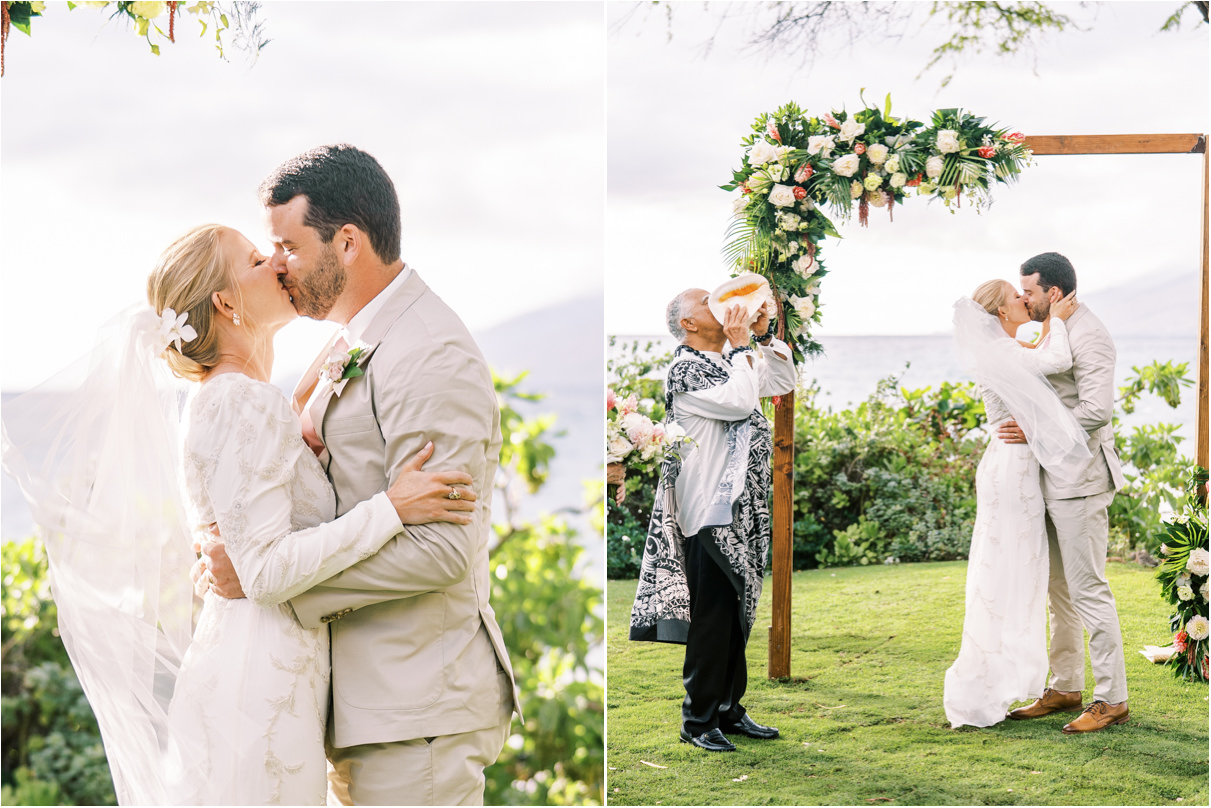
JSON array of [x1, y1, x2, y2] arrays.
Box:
[[259, 144, 401, 264], [1020, 252, 1076, 297]]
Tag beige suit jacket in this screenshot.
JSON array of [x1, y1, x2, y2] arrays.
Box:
[[289, 268, 519, 749], [1040, 305, 1126, 500]]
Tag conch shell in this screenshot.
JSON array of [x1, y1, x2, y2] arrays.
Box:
[[709, 273, 775, 326]]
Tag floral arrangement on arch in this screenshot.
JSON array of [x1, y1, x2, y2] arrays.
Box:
[[1152, 468, 1210, 682], [721, 94, 1033, 361]]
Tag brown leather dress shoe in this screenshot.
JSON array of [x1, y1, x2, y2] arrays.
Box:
[[1007, 688, 1083, 719], [1062, 701, 1129, 734]]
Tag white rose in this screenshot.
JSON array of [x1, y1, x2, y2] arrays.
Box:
[[1178, 585, 1195, 602], [832, 153, 861, 177], [1177, 573, 1192, 589], [793, 254, 816, 276], [889, 172, 907, 188], [1187, 614, 1210, 642], [748, 139, 780, 166], [607, 433, 634, 463], [925, 155, 945, 180], [863, 174, 883, 191], [936, 129, 961, 154], [807, 135, 836, 157], [768, 184, 798, 207], [789, 294, 816, 320], [850, 180, 864, 199], [1187, 548, 1210, 577], [732, 195, 750, 216], [866, 143, 889, 165], [1201, 581, 1209, 602], [664, 422, 688, 444], [884, 155, 901, 174], [839, 118, 866, 143]]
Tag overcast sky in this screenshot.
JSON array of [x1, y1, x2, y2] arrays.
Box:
[[1, 1, 604, 391], [606, 1, 1209, 336]]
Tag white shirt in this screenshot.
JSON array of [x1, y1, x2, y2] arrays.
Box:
[[342, 263, 412, 345], [671, 338, 797, 537]]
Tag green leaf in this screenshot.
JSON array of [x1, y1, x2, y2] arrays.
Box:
[[884, 93, 893, 119], [150, 43, 160, 55]]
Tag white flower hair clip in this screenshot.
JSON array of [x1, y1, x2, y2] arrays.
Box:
[[135, 306, 198, 356]]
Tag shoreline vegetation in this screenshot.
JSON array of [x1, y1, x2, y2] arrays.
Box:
[[606, 563, 1210, 806]]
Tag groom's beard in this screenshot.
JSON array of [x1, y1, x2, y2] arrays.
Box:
[[1026, 298, 1050, 323], [292, 245, 347, 319]]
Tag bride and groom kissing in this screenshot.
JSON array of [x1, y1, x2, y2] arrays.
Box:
[[3, 145, 518, 805]]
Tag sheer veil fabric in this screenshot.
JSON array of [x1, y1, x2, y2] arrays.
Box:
[[2, 306, 242, 804]]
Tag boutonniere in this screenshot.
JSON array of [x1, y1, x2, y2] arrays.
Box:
[[318, 341, 372, 396]]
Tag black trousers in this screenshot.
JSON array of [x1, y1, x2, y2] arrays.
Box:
[[681, 529, 748, 736]]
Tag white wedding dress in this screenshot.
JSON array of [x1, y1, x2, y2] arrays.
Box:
[[164, 373, 403, 804], [943, 318, 1075, 728]]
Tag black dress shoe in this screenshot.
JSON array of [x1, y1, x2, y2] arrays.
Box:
[[720, 714, 780, 739], [679, 727, 736, 752]]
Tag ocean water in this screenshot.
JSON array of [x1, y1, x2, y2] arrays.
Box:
[[610, 333, 1201, 440]]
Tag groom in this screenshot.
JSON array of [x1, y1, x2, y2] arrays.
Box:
[[204, 144, 518, 804], [999, 252, 1129, 734]]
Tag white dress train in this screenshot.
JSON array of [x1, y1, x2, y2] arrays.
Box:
[[943, 320, 1074, 728], [165, 373, 403, 804]]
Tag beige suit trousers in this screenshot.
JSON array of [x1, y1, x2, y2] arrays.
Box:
[[327, 670, 513, 806], [1044, 490, 1129, 703]]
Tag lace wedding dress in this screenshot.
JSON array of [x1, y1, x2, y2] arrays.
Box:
[[943, 313, 1078, 728], [164, 373, 402, 804]]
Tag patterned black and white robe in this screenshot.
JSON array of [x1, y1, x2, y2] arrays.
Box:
[[628, 345, 774, 645]]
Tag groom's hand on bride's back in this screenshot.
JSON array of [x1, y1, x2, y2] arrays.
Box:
[[997, 418, 1028, 445]]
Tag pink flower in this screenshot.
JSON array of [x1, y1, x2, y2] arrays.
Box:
[[1003, 132, 1025, 144], [793, 186, 807, 200], [1175, 630, 1189, 653], [619, 394, 638, 416], [767, 120, 782, 143], [794, 164, 814, 183], [823, 112, 841, 129], [978, 144, 996, 159], [651, 423, 666, 443], [853, 143, 866, 155], [607, 388, 617, 411]]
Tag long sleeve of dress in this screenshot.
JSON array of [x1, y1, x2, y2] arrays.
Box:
[[1019, 318, 1074, 376], [188, 378, 403, 609]]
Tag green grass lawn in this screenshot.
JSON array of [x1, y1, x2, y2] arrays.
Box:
[[606, 562, 1209, 806]]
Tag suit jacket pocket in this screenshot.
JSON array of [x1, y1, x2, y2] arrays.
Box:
[[325, 414, 379, 437], [332, 592, 448, 711]]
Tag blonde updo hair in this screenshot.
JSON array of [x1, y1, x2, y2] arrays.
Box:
[[971, 279, 1010, 317], [146, 224, 240, 382]]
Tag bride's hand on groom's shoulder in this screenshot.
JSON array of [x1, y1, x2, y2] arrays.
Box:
[[387, 441, 478, 526]]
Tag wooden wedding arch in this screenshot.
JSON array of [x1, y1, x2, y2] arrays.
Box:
[[767, 132, 1211, 679]]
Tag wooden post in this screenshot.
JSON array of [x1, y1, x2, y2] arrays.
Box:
[[1199, 142, 1209, 473], [769, 390, 794, 678]]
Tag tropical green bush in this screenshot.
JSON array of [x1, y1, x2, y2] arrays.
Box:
[[606, 341, 1197, 577], [2, 372, 604, 806]]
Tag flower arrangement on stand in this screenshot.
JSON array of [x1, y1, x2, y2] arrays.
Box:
[[606, 387, 687, 504], [1152, 467, 1210, 682], [721, 94, 1033, 362]]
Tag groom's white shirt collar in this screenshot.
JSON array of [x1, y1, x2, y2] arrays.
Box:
[[341, 263, 412, 345]]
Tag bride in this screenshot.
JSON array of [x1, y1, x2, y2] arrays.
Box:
[[943, 280, 1085, 729], [2, 224, 477, 804]]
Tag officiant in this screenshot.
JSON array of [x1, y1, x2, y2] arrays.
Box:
[[628, 279, 797, 752]]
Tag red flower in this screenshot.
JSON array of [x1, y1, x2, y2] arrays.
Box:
[[1004, 132, 1026, 144], [978, 145, 996, 159], [741, 186, 753, 195], [607, 389, 616, 411], [1175, 630, 1189, 653], [906, 173, 923, 187], [793, 186, 807, 200], [854, 143, 866, 155]]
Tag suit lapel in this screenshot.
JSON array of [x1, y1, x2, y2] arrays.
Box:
[[293, 331, 341, 415], [308, 268, 431, 466]]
